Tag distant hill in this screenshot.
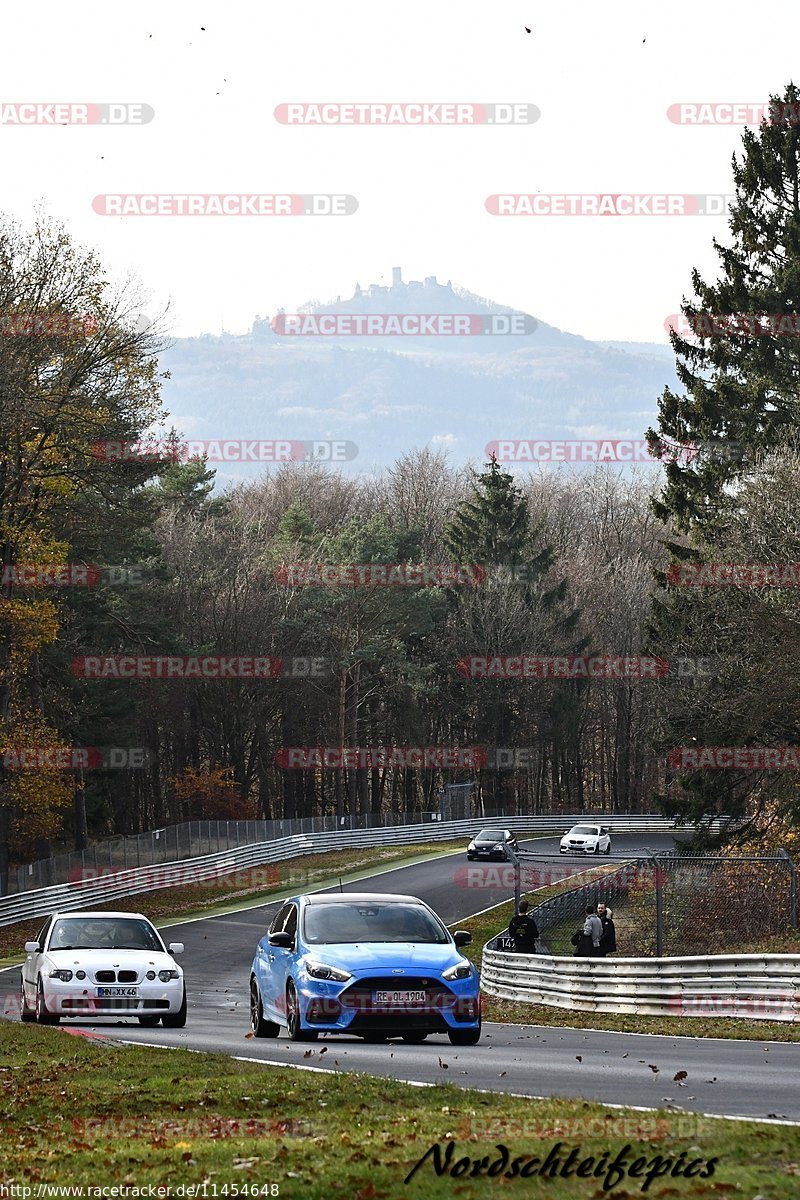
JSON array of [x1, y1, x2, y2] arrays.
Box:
[[157, 269, 678, 480]]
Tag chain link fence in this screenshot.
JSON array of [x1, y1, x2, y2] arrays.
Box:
[[10, 808, 521, 894], [494, 850, 798, 957], [624, 851, 798, 956]]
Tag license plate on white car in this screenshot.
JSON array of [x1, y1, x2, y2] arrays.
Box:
[[96, 987, 138, 998], [374, 989, 426, 1005]]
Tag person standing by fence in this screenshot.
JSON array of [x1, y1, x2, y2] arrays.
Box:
[[573, 904, 603, 957], [508, 899, 539, 953], [597, 902, 617, 956]]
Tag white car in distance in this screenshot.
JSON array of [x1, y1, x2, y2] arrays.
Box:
[[559, 824, 612, 855], [21, 911, 186, 1027]]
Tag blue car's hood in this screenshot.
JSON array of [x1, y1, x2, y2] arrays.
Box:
[[301, 941, 465, 974]]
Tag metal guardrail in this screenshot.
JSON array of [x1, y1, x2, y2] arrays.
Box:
[[10, 811, 709, 894], [0, 814, 693, 928], [480, 950, 800, 1022]]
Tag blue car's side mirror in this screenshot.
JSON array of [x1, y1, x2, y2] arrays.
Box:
[[269, 931, 293, 948], [453, 930, 472, 948]]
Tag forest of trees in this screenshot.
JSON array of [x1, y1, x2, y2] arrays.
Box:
[[4, 83, 800, 889]]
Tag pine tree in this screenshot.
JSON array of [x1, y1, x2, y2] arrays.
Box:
[[647, 82, 800, 533], [446, 457, 530, 566], [445, 458, 585, 813]]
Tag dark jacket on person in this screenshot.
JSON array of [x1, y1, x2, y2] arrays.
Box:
[[599, 915, 617, 956], [573, 933, 602, 957], [573, 913, 603, 957], [508, 912, 539, 953]]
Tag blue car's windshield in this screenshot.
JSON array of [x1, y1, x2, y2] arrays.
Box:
[[303, 902, 449, 944]]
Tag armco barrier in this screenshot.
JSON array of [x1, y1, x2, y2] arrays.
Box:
[[12, 811, 722, 893], [0, 814, 699, 927], [480, 950, 800, 1022]]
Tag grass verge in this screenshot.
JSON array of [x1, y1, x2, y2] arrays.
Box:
[[1, 1021, 798, 1196]]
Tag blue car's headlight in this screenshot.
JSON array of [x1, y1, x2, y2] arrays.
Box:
[[305, 960, 352, 983], [442, 961, 472, 981]]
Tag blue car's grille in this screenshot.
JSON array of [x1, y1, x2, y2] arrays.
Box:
[[340, 976, 456, 1013], [348, 1011, 450, 1033], [342, 976, 455, 1033]]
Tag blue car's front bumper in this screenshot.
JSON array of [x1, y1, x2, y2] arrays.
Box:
[[293, 969, 481, 1035]]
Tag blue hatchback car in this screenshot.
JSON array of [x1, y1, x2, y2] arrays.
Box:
[[249, 892, 481, 1044]]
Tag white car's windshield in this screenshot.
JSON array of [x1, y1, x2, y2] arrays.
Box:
[[49, 917, 163, 952], [570, 826, 599, 836], [303, 902, 449, 945]]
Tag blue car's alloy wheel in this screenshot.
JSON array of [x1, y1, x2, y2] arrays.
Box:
[[286, 980, 317, 1042], [250, 977, 280, 1038], [448, 1019, 481, 1046]]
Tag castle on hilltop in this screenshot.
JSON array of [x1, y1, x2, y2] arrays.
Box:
[[352, 267, 453, 299]]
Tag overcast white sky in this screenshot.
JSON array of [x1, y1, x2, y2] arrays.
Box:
[[2, 2, 797, 342]]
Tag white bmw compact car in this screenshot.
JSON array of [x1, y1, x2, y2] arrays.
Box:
[[559, 824, 612, 855], [21, 911, 186, 1027]]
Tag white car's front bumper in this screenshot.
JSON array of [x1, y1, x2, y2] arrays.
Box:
[[43, 976, 184, 1017]]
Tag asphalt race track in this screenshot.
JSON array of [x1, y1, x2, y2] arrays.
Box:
[[5, 832, 800, 1123]]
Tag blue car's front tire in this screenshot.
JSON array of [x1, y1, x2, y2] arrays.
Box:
[[448, 1019, 481, 1046], [286, 979, 318, 1042]]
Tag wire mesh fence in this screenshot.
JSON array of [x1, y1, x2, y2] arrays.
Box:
[[498, 850, 798, 958], [10, 809, 513, 894], [628, 852, 797, 957]]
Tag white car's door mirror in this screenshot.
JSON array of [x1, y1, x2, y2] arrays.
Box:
[[167, 942, 184, 955], [24, 941, 40, 954]]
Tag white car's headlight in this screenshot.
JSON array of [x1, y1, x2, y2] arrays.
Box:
[[305, 960, 352, 983], [442, 961, 472, 981], [158, 969, 180, 982], [49, 968, 72, 982]]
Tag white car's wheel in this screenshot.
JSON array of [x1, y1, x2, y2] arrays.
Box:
[[20, 980, 36, 1023], [36, 979, 60, 1025], [161, 987, 187, 1028]]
